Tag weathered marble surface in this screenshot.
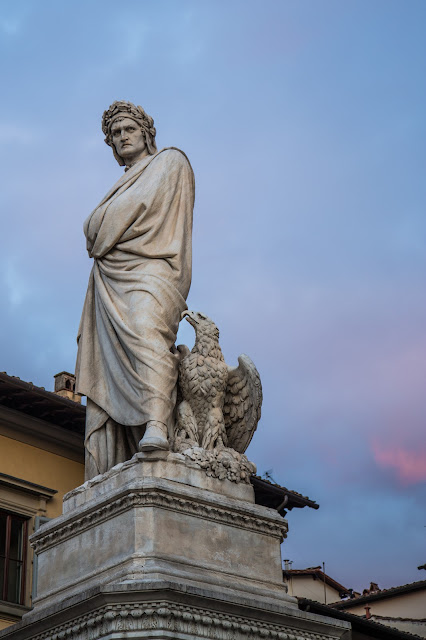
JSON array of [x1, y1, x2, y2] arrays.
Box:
[[0, 581, 351, 640], [30, 454, 288, 611], [63, 450, 255, 510], [174, 311, 262, 455], [0, 457, 350, 640], [75, 101, 195, 478]]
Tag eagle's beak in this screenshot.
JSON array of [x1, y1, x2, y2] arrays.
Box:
[[181, 310, 198, 325]]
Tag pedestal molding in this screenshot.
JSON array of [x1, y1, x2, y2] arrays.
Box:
[[31, 487, 287, 553], [18, 600, 343, 640]]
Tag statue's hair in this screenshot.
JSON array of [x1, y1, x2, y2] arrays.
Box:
[[102, 100, 157, 166]]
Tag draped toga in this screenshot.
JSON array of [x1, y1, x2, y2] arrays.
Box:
[[75, 148, 194, 477]]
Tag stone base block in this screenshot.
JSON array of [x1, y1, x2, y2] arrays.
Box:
[[0, 581, 351, 640], [29, 452, 291, 612], [0, 452, 351, 640]]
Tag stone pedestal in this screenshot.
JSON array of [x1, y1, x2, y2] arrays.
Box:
[[0, 452, 350, 640]]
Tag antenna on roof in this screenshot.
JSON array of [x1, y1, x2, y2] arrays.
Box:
[[264, 469, 277, 484], [322, 561, 327, 605]]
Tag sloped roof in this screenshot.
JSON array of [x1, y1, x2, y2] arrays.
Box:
[[332, 580, 426, 609], [250, 475, 319, 516], [0, 371, 85, 434], [298, 597, 424, 640], [283, 566, 348, 596]]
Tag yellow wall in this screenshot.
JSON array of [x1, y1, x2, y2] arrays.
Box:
[[285, 575, 342, 605], [0, 434, 84, 518], [0, 432, 84, 627], [0, 620, 13, 631], [345, 589, 426, 620]]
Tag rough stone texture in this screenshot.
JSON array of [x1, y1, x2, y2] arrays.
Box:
[[62, 450, 255, 510], [76, 146, 194, 435], [175, 311, 262, 456], [0, 582, 351, 640], [75, 100, 195, 479], [29, 454, 288, 612], [179, 446, 256, 483], [0, 453, 350, 640]]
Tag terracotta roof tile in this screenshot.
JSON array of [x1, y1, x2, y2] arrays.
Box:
[[283, 567, 349, 596], [0, 371, 85, 434], [298, 597, 424, 640], [331, 579, 426, 608], [250, 475, 319, 515]]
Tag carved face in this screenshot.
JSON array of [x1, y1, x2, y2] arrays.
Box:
[[110, 117, 147, 165]]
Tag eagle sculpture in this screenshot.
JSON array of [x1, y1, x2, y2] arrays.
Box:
[[173, 310, 262, 458]]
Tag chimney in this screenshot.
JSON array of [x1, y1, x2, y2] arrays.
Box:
[[54, 371, 81, 403], [365, 606, 371, 620], [283, 559, 293, 571]]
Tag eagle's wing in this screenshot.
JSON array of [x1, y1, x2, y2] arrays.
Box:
[[223, 354, 262, 454]]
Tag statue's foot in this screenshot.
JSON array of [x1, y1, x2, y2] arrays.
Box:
[[139, 421, 169, 452]]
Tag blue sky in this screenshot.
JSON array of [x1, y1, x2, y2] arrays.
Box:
[[0, 0, 425, 592]]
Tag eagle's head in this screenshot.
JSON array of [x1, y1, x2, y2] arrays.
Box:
[[181, 310, 219, 340]]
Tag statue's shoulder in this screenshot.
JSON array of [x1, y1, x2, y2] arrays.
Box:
[[155, 147, 193, 171]]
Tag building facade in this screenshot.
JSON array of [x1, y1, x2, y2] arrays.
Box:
[[0, 372, 85, 629], [283, 565, 349, 604], [333, 581, 426, 638]]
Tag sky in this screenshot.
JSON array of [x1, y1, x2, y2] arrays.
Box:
[[0, 0, 425, 593]]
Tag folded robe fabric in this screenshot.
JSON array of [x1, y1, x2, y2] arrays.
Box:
[[75, 148, 194, 450]]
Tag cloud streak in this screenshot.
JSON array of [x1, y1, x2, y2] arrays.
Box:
[[372, 442, 426, 486]]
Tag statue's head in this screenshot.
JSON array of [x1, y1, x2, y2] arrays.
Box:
[[102, 101, 157, 166]]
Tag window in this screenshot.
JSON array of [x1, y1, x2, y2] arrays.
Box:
[[0, 511, 28, 605]]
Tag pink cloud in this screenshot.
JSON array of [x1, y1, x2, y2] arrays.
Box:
[[372, 441, 426, 486]]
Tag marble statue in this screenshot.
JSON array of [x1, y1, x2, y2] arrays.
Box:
[[172, 310, 262, 483], [75, 101, 195, 479]]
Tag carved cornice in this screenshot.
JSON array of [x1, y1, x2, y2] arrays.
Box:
[[31, 488, 287, 553], [21, 601, 335, 640]]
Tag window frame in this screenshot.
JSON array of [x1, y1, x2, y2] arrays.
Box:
[[0, 510, 28, 605]]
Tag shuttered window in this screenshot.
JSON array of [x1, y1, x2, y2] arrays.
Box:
[[0, 511, 28, 604]]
